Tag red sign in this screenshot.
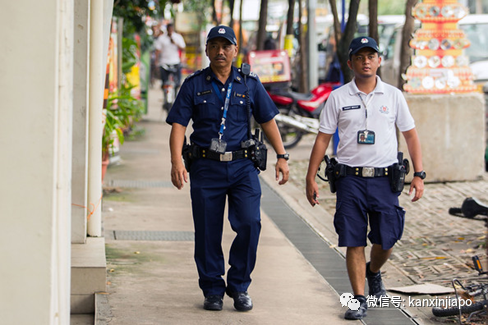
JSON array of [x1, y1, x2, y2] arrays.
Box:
[[247, 50, 291, 84]]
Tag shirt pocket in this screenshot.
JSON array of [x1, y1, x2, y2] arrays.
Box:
[[229, 95, 249, 122], [193, 95, 220, 122]]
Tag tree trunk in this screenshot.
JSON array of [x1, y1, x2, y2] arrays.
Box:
[[368, 0, 379, 76], [298, 0, 308, 92], [228, 0, 235, 28], [257, 0, 268, 50], [398, 0, 418, 90], [286, 0, 295, 35], [336, 0, 361, 83], [368, 0, 378, 42], [238, 0, 244, 56], [212, 0, 220, 25], [329, 0, 342, 46]]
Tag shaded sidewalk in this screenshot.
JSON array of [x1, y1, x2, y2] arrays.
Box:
[[100, 87, 361, 324]]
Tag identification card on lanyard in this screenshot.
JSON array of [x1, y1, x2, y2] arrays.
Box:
[[210, 81, 233, 154], [357, 93, 375, 145]]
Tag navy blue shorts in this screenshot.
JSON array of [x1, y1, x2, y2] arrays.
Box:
[[333, 175, 406, 250]]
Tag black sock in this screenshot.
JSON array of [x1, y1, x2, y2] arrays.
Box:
[[354, 294, 366, 302], [366, 262, 379, 276]]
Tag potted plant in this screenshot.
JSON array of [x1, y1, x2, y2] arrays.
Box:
[[102, 95, 125, 181]]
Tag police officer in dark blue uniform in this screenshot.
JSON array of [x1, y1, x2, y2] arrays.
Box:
[[166, 25, 289, 312]]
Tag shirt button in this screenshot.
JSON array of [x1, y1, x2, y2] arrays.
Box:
[[222, 88, 225, 92], [240, 101, 243, 104], [203, 100, 207, 103]]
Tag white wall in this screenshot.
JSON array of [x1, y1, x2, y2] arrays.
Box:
[[0, 1, 73, 324]]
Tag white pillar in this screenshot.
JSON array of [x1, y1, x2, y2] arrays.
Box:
[[87, 0, 114, 237], [0, 0, 73, 324], [72, 0, 91, 244], [54, 1, 74, 322]]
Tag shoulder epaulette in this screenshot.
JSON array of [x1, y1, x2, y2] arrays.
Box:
[[249, 71, 258, 78], [185, 69, 204, 80], [237, 67, 258, 80]]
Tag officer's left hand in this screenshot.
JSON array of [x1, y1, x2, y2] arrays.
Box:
[[171, 160, 188, 190], [275, 159, 289, 185], [409, 177, 424, 202]]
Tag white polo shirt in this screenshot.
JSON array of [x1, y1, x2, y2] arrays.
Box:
[[154, 32, 186, 66], [319, 76, 415, 167]]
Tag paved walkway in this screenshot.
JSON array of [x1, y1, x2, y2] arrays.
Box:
[[101, 87, 361, 325], [99, 85, 488, 324]]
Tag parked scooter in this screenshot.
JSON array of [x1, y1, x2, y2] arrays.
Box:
[[267, 81, 340, 148]]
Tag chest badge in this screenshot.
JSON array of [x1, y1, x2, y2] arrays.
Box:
[[379, 105, 389, 114]]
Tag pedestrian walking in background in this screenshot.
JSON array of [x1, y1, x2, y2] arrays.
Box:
[[305, 36, 425, 320], [166, 25, 289, 312], [154, 23, 186, 101], [149, 22, 162, 87]]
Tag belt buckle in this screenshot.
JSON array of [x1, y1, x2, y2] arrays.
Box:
[[362, 167, 375, 177], [220, 152, 233, 162]]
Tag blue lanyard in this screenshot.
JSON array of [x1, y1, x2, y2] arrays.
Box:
[[212, 81, 233, 139]]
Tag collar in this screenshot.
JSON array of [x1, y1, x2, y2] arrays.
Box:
[[348, 75, 385, 96], [204, 66, 244, 85]]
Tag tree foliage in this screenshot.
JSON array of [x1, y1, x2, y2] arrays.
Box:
[[113, 0, 165, 35]]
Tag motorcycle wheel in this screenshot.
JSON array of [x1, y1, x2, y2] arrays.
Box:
[[276, 108, 303, 149], [432, 299, 486, 317]]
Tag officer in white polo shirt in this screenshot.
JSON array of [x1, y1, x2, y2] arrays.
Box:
[[305, 36, 425, 320]]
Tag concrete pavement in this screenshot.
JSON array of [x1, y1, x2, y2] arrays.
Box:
[[99, 86, 361, 325], [98, 84, 488, 325]]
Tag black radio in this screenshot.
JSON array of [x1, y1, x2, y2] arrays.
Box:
[[240, 63, 267, 171]]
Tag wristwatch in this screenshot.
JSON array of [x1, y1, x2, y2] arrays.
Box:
[[277, 153, 290, 161], [413, 171, 426, 179]]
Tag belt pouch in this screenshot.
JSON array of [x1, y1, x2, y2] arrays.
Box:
[[182, 137, 193, 172], [326, 158, 341, 193], [388, 163, 406, 193]]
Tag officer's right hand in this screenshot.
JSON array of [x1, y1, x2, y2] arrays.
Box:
[[171, 160, 188, 190], [306, 179, 320, 207]]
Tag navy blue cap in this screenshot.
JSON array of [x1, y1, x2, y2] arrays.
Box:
[[206, 25, 237, 45], [348, 36, 379, 58]]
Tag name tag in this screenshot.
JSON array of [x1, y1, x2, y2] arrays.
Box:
[[342, 105, 361, 111], [197, 90, 212, 96]]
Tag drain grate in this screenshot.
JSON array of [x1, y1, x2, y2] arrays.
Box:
[[108, 230, 194, 241], [106, 180, 173, 188]]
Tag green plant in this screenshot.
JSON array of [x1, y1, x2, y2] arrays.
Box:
[[114, 83, 145, 130], [102, 82, 145, 158], [102, 97, 125, 159]]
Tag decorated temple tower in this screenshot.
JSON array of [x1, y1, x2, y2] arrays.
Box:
[[404, 0, 477, 93]]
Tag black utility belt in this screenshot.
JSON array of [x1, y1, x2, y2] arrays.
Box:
[[194, 146, 249, 162], [344, 165, 389, 178]]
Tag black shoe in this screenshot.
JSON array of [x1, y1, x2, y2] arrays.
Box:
[[366, 262, 387, 299], [203, 295, 223, 311], [344, 295, 367, 320], [226, 289, 253, 311]]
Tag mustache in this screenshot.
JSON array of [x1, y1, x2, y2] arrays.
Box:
[[214, 55, 225, 60]]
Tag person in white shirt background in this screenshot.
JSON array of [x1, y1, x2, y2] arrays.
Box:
[[154, 23, 186, 103]]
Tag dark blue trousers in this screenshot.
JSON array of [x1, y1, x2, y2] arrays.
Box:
[[189, 158, 262, 297]]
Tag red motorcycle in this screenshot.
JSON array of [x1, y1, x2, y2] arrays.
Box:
[[267, 81, 340, 148]]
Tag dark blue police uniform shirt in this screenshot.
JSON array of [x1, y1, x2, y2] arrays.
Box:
[[166, 66, 279, 151]]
